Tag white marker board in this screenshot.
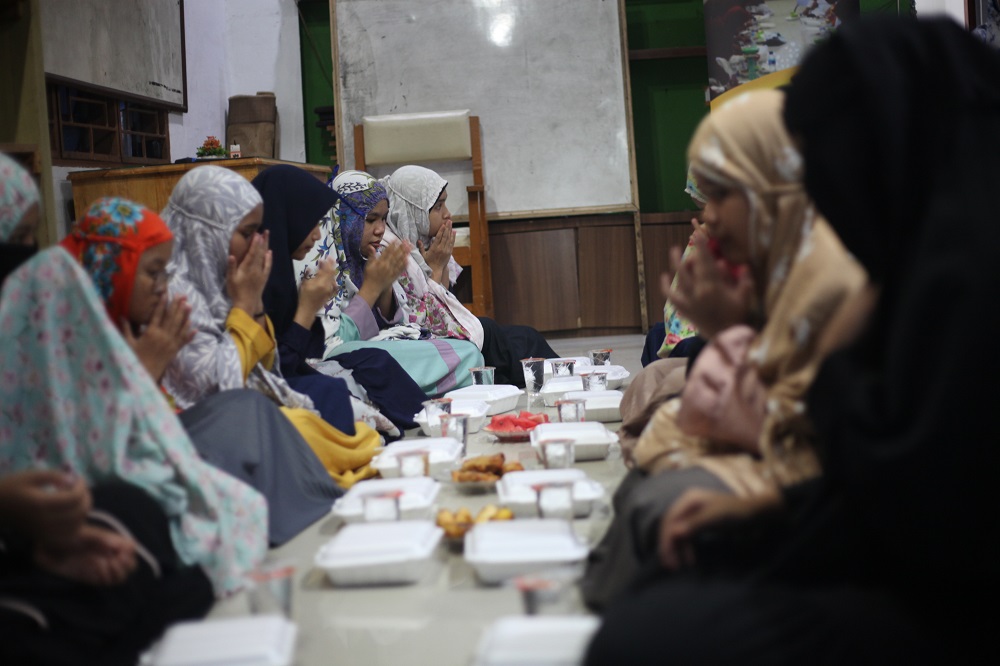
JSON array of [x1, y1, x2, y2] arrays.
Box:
[[333, 0, 637, 218]]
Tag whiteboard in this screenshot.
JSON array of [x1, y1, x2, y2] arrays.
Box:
[[333, 0, 637, 218], [41, 0, 186, 109]]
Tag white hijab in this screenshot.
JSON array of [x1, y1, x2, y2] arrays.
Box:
[[382, 165, 462, 285]]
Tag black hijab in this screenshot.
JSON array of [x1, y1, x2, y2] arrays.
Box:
[[252, 165, 339, 336], [788, 17, 1000, 611]]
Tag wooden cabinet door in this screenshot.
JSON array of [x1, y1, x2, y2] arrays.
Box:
[[490, 228, 580, 332]]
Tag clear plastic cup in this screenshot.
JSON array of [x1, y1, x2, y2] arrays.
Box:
[[580, 371, 608, 392], [555, 398, 587, 423], [245, 560, 296, 618], [588, 349, 612, 366], [470, 366, 496, 385]]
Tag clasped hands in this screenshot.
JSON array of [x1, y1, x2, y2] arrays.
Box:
[[0, 470, 137, 586], [358, 240, 412, 308], [419, 220, 456, 286]]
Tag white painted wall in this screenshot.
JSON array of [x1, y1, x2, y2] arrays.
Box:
[[914, 0, 968, 24], [48, 0, 305, 237]]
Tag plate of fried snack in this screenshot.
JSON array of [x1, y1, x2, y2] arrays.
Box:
[[449, 453, 526, 493], [437, 504, 514, 548]]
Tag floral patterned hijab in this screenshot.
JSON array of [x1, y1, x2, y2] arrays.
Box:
[[0, 247, 267, 596], [0, 152, 39, 242], [60, 197, 173, 325], [330, 170, 388, 292]]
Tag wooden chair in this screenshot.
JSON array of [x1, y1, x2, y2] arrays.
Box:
[[353, 109, 493, 318]]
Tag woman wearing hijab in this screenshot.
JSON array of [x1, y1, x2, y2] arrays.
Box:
[[581, 89, 866, 610], [382, 165, 557, 388], [0, 152, 41, 283], [160, 165, 380, 489], [299, 169, 484, 396], [251, 164, 426, 432], [62, 196, 343, 545], [585, 17, 999, 663], [0, 247, 267, 648]]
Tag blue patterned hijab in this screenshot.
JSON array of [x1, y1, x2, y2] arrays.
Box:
[[327, 170, 388, 291]]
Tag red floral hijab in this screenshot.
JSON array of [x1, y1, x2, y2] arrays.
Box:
[[60, 197, 172, 324]]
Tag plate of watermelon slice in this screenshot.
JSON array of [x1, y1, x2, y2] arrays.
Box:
[[483, 412, 550, 443]]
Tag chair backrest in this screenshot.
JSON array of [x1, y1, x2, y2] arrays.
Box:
[[353, 109, 492, 318]]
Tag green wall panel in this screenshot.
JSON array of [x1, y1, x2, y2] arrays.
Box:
[[298, 0, 336, 166]]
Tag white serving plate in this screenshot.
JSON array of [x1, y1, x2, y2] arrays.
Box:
[[561, 390, 623, 423], [413, 399, 489, 436], [372, 438, 463, 479], [149, 616, 297, 666], [464, 520, 589, 585], [539, 376, 584, 407], [315, 520, 442, 586], [586, 364, 630, 390], [530, 422, 618, 461], [331, 476, 440, 523], [496, 469, 604, 519], [473, 616, 601, 666], [445, 384, 523, 416], [542, 356, 591, 379]]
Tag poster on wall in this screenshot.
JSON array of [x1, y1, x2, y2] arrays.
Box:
[[705, 0, 860, 101]]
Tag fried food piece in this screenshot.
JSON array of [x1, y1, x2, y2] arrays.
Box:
[[501, 461, 525, 474], [494, 507, 514, 521], [476, 505, 499, 523], [460, 453, 505, 475], [454, 508, 474, 525], [436, 508, 467, 539], [451, 470, 500, 483]]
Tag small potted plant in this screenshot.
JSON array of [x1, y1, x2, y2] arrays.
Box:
[[196, 135, 228, 159]]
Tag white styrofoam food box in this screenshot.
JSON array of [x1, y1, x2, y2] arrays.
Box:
[[464, 520, 589, 584], [315, 520, 442, 586], [413, 399, 489, 435], [530, 422, 618, 461], [371, 438, 464, 478], [539, 376, 585, 407], [561, 390, 623, 423], [473, 616, 601, 666], [496, 469, 604, 518], [331, 476, 440, 523], [149, 615, 297, 666], [445, 384, 524, 416]]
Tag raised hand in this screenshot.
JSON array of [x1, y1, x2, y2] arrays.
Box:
[[122, 295, 194, 382], [419, 219, 456, 285], [226, 230, 272, 315], [358, 240, 411, 308], [295, 258, 338, 328], [663, 232, 754, 339], [0, 470, 91, 550]]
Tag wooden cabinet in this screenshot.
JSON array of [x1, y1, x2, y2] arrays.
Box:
[[489, 214, 641, 336], [67, 158, 333, 217]]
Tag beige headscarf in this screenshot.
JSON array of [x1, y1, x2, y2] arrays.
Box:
[[633, 90, 866, 495]]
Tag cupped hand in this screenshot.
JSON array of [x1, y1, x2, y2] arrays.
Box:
[[663, 232, 754, 339], [122, 295, 194, 382], [226, 231, 272, 315], [0, 470, 91, 549], [418, 220, 455, 284], [35, 523, 138, 586], [658, 487, 780, 571], [295, 258, 338, 328]]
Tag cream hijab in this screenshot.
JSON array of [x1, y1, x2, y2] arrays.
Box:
[[634, 90, 866, 493]]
